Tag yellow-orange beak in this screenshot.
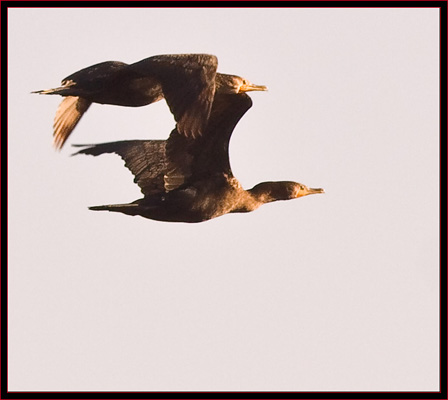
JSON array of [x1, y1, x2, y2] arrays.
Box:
[[308, 187, 325, 195], [239, 82, 268, 93]]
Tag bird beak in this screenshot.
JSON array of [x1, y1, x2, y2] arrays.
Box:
[[239, 82, 268, 93], [307, 187, 325, 195]]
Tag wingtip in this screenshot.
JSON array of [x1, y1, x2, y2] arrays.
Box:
[[52, 138, 64, 151], [52, 135, 66, 151], [70, 144, 93, 157], [177, 117, 206, 139]]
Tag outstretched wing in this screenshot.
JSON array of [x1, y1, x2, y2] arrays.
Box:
[[164, 93, 253, 191], [53, 96, 91, 150], [129, 54, 218, 138], [73, 140, 168, 196]]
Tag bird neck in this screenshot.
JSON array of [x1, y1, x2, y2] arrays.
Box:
[[248, 181, 294, 204]]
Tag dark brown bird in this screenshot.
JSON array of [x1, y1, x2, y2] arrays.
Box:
[[74, 93, 324, 223], [33, 54, 267, 149]]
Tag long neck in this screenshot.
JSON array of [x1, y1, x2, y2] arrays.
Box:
[[248, 181, 294, 204]]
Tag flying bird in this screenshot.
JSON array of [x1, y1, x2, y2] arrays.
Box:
[[74, 93, 324, 223], [33, 53, 267, 149]]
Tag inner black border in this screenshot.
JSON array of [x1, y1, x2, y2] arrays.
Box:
[[1, 2, 446, 399]]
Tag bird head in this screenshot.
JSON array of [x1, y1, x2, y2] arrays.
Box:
[[249, 181, 324, 203], [216, 73, 268, 94], [290, 182, 325, 198]]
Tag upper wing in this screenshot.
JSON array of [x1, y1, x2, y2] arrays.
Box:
[[73, 140, 168, 196], [73, 94, 252, 195], [164, 93, 253, 191], [129, 54, 218, 138]]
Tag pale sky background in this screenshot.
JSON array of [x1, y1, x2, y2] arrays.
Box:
[[8, 7, 440, 392]]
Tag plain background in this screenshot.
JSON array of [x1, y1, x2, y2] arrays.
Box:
[[8, 7, 440, 391]]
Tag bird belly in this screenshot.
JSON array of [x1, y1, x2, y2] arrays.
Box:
[[129, 184, 259, 223], [190, 184, 258, 220]]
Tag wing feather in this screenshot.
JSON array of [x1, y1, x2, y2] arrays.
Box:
[[53, 96, 91, 150], [73, 140, 168, 196], [164, 93, 253, 190], [129, 54, 218, 138]]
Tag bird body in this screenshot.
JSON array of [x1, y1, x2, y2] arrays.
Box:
[[36, 61, 163, 106], [88, 177, 254, 223], [86, 171, 320, 223], [75, 93, 324, 223], [34, 54, 267, 149]]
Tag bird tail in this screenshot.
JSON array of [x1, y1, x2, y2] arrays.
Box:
[[32, 79, 77, 95], [31, 86, 70, 95], [89, 202, 140, 215]]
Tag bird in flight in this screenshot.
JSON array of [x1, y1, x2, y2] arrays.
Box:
[[33, 53, 267, 149], [74, 92, 324, 223]]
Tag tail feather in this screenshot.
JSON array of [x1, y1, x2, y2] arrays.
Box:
[[32, 80, 76, 96], [88, 205, 111, 211], [89, 202, 140, 215], [31, 86, 70, 95]]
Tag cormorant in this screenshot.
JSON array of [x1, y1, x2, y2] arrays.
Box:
[[74, 93, 324, 223], [33, 54, 267, 149]]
